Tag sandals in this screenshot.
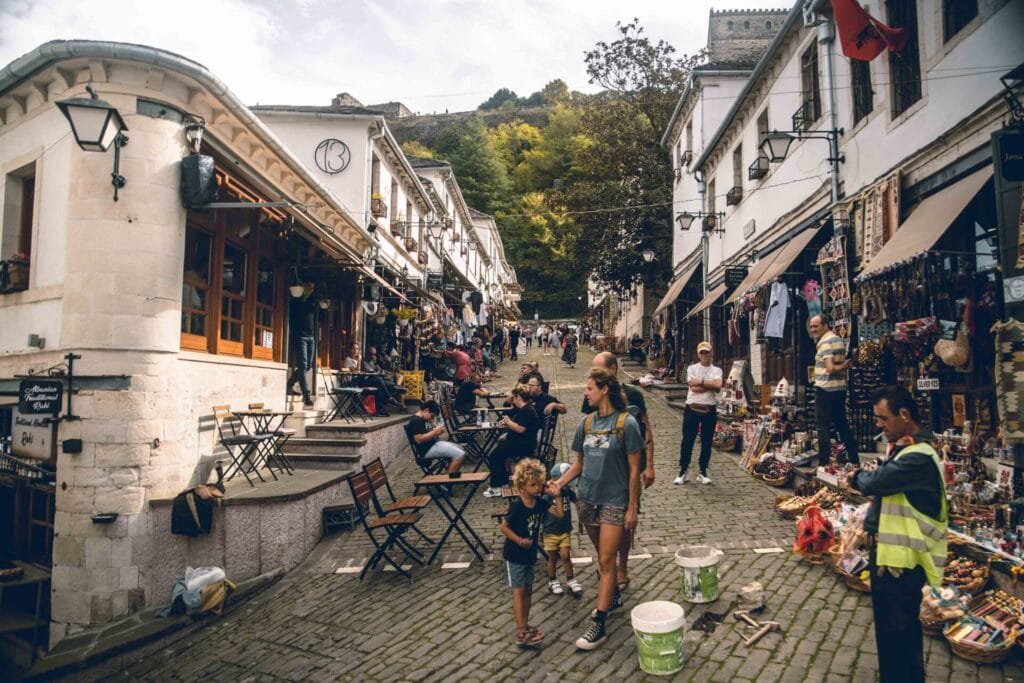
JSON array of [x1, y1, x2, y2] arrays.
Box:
[[516, 625, 544, 647], [617, 574, 630, 593]]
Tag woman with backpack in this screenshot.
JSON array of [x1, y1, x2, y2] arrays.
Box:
[[554, 368, 643, 651]]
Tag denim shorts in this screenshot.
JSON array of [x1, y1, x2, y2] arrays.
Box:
[[503, 560, 534, 589]]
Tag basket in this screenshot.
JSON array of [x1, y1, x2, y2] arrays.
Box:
[[775, 495, 806, 519], [762, 470, 793, 487], [841, 570, 871, 593], [921, 615, 952, 636], [943, 620, 1016, 664], [945, 558, 991, 596]]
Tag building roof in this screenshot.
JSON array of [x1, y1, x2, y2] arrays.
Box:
[[249, 103, 386, 116], [408, 156, 450, 169]]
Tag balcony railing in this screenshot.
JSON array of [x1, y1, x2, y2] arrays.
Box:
[[681, 149, 693, 167], [748, 155, 769, 181], [791, 99, 818, 132], [390, 220, 404, 238], [0, 259, 29, 293], [371, 197, 388, 218], [726, 186, 743, 206]]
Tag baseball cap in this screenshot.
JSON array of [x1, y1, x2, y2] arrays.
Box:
[[697, 341, 713, 353]]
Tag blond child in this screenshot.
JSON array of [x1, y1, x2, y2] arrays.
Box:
[[544, 462, 583, 596], [499, 458, 563, 647]]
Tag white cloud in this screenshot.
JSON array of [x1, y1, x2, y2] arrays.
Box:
[[0, 0, 783, 112]]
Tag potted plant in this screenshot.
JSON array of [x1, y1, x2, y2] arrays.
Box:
[[373, 311, 388, 325], [3, 253, 29, 291], [393, 306, 418, 327], [371, 193, 387, 218]]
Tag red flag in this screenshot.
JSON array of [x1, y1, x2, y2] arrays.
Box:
[[831, 0, 909, 62]]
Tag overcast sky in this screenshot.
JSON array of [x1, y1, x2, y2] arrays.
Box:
[[1, 0, 786, 113]]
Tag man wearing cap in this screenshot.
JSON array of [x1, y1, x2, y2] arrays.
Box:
[[675, 341, 723, 485]]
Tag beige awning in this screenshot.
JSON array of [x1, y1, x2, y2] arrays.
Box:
[[653, 262, 700, 316], [686, 282, 728, 319], [726, 225, 823, 303], [858, 167, 992, 279]]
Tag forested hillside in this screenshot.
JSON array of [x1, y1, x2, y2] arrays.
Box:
[[390, 21, 702, 318]]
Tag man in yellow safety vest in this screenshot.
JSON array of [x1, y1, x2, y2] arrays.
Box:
[[842, 385, 947, 683]]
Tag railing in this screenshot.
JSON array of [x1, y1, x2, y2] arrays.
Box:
[[791, 99, 818, 132], [681, 149, 693, 167], [748, 156, 769, 181], [0, 259, 29, 293], [371, 197, 388, 218], [390, 220, 404, 237], [726, 186, 743, 206]]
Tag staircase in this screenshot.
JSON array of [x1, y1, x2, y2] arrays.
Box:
[[282, 421, 365, 470]]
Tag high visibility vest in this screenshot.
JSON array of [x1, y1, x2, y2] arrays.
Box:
[[875, 442, 948, 586]]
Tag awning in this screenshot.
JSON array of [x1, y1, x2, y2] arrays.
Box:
[[653, 262, 700, 316], [686, 282, 728, 319], [726, 225, 823, 303], [858, 167, 992, 280]]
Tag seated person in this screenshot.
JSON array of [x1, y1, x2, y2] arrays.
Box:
[[525, 372, 567, 418], [629, 334, 646, 364], [405, 401, 465, 473], [363, 346, 406, 402], [343, 342, 362, 370], [342, 343, 399, 415], [454, 371, 489, 418], [483, 385, 541, 497]]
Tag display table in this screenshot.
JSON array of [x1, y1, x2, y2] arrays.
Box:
[[0, 561, 50, 662]]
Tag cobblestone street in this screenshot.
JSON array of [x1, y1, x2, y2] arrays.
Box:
[[112, 348, 1024, 682]]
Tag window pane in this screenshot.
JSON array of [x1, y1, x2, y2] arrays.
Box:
[[257, 260, 275, 305], [222, 243, 247, 296], [190, 313, 205, 336], [184, 227, 212, 284]]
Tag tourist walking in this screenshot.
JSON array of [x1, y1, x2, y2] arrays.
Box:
[[509, 326, 521, 360], [561, 328, 578, 368], [810, 314, 860, 466], [842, 386, 947, 683], [676, 341, 722, 485], [523, 326, 533, 351], [285, 281, 317, 406], [555, 368, 643, 650]]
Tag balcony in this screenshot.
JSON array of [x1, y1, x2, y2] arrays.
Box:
[[726, 186, 743, 206], [390, 220, 404, 238], [791, 99, 818, 132], [748, 155, 769, 181], [370, 197, 388, 219], [681, 149, 693, 167], [0, 258, 29, 293], [417, 251, 427, 265]]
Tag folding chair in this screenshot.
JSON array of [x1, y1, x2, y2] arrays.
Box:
[[404, 422, 449, 476], [248, 403, 295, 475], [364, 458, 434, 544], [212, 405, 273, 487], [534, 413, 558, 458], [347, 471, 424, 580], [320, 367, 370, 423]]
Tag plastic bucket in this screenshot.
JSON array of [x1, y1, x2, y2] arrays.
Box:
[[674, 545, 724, 603], [630, 601, 686, 676]]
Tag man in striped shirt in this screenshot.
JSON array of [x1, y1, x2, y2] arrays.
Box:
[[810, 314, 860, 468]]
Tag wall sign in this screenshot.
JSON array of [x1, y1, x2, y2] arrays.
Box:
[[743, 219, 756, 239], [916, 377, 940, 391], [313, 138, 351, 175], [725, 267, 749, 288], [18, 379, 63, 415]]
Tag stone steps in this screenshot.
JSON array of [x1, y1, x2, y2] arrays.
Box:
[[286, 454, 361, 470], [283, 436, 364, 456]]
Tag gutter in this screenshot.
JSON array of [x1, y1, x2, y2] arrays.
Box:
[[691, 1, 804, 174], [0, 40, 373, 245]]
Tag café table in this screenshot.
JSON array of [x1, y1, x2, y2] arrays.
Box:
[[455, 422, 505, 472], [232, 409, 294, 476], [413, 471, 492, 565]]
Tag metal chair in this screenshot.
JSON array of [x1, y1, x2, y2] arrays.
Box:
[[212, 405, 273, 487]]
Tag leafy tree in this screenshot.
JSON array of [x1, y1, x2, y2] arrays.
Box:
[[521, 91, 547, 107], [478, 87, 520, 110], [515, 104, 581, 192], [400, 140, 433, 158], [541, 79, 572, 106], [433, 116, 513, 215], [491, 120, 542, 172]]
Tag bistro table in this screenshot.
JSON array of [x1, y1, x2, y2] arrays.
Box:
[[454, 422, 505, 471], [413, 471, 492, 565], [231, 409, 294, 476]]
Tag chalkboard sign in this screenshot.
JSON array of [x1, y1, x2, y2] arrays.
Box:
[[18, 379, 63, 415], [725, 266, 749, 288]]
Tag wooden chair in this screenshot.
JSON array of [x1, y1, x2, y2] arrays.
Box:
[[347, 471, 424, 580], [212, 405, 273, 487], [364, 458, 434, 545]]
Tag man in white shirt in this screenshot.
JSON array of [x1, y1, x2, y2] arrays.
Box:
[[675, 341, 723, 485]]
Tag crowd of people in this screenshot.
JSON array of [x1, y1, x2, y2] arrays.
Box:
[[399, 315, 944, 680]]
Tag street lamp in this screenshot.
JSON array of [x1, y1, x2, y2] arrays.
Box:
[[641, 248, 655, 263], [759, 127, 845, 202], [676, 211, 725, 234], [56, 85, 129, 201]]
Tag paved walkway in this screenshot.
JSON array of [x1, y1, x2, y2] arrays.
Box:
[[115, 347, 1023, 681]]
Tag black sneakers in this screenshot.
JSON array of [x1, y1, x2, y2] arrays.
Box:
[[575, 619, 608, 650]]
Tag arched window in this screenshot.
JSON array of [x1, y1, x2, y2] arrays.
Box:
[[766, 21, 772, 30], [727, 20, 733, 29], [744, 20, 750, 29]]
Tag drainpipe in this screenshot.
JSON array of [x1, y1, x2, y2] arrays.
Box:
[[818, 19, 841, 204]]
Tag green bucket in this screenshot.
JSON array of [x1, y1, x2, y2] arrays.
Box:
[[674, 545, 724, 603], [630, 601, 686, 676]]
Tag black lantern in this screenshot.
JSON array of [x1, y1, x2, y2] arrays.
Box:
[[676, 212, 696, 231], [760, 131, 794, 163], [56, 85, 129, 201]]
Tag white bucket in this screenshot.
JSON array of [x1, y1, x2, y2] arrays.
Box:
[[674, 545, 724, 603], [630, 601, 686, 676]]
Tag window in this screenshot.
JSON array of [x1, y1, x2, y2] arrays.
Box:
[[800, 44, 822, 124], [685, 121, 693, 153], [732, 146, 743, 189], [707, 178, 716, 214], [943, 0, 978, 42], [1, 162, 35, 292], [887, 0, 922, 117], [851, 59, 874, 124], [180, 165, 286, 361], [757, 108, 769, 142]]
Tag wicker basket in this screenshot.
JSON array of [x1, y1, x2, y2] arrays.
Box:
[[762, 470, 793, 487], [921, 615, 952, 637], [775, 495, 806, 519], [944, 557, 991, 596], [943, 620, 1016, 664]]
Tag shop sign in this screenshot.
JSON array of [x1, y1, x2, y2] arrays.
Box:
[[995, 130, 1024, 182], [11, 407, 53, 460], [743, 219, 756, 239], [18, 379, 62, 415], [916, 377, 940, 391], [1006, 275, 1024, 304], [725, 267, 749, 288]]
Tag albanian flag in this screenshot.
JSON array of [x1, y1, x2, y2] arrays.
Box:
[[831, 0, 910, 61]]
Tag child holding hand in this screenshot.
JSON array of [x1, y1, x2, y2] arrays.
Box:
[[545, 462, 582, 596], [500, 458, 564, 647]]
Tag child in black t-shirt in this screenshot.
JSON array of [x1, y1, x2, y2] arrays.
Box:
[[544, 463, 582, 596], [499, 458, 563, 648]]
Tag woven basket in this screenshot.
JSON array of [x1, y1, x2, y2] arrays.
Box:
[[775, 495, 806, 519], [762, 470, 793, 487], [944, 558, 991, 596], [835, 568, 870, 593], [921, 615, 952, 637], [943, 620, 1016, 664]]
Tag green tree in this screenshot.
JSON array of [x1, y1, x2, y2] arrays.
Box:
[[400, 140, 433, 158], [478, 88, 520, 110], [433, 116, 513, 215], [541, 79, 572, 106], [515, 104, 581, 192]]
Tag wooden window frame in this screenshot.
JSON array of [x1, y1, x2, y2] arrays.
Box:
[[886, 0, 922, 118], [943, 0, 978, 42], [851, 59, 874, 125], [800, 44, 822, 124]]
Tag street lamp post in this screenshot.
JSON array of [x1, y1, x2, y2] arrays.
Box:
[[56, 85, 130, 201]]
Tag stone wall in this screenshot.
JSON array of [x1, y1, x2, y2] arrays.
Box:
[[706, 8, 790, 66]]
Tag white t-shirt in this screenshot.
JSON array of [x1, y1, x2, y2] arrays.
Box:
[[686, 362, 723, 406]]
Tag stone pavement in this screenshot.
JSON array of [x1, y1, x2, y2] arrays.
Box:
[[110, 347, 1024, 682]]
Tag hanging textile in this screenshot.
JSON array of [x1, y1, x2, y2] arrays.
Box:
[[860, 171, 901, 265], [993, 318, 1024, 443], [763, 280, 790, 339]]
